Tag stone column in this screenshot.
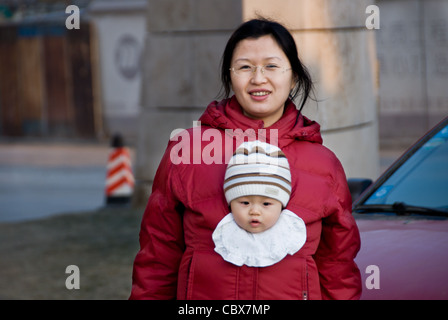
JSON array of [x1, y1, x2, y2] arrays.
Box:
[[376, 0, 448, 146], [243, 0, 380, 180], [133, 0, 242, 204], [89, 0, 148, 143], [133, 0, 380, 205]]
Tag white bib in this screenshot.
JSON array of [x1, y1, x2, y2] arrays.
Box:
[[212, 209, 307, 267]]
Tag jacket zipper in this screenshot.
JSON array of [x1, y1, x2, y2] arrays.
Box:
[[302, 263, 309, 300], [185, 254, 195, 299]]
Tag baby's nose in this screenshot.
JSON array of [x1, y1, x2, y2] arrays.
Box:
[[249, 205, 261, 215]]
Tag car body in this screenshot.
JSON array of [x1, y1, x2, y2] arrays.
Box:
[[350, 116, 448, 300]]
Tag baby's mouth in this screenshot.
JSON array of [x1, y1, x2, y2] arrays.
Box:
[[250, 219, 261, 227]]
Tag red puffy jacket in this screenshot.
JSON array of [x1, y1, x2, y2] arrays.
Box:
[[130, 97, 362, 300]]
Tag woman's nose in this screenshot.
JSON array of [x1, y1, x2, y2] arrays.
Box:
[[250, 67, 267, 84]]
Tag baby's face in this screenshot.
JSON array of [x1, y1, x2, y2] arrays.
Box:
[[230, 195, 282, 233]]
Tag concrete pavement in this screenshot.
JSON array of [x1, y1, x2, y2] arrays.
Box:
[[0, 140, 404, 223], [0, 141, 135, 223]]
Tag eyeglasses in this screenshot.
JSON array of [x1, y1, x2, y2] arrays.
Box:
[[230, 64, 292, 77]]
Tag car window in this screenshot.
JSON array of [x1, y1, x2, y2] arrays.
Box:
[[365, 124, 448, 211]]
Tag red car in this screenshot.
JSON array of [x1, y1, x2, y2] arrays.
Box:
[[350, 117, 448, 300]]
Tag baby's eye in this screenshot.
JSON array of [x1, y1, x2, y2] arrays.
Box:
[[241, 201, 250, 205], [263, 202, 272, 206]]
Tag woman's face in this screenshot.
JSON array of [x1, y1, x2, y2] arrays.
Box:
[[230, 35, 295, 127]]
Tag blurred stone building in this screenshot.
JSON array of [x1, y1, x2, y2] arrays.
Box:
[[89, 0, 146, 144], [1, 0, 446, 206], [0, 0, 98, 138], [132, 0, 448, 205], [132, 0, 381, 204], [376, 0, 447, 146]]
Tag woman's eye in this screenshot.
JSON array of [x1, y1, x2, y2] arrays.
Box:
[[265, 64, 279, 70], [238, 65, 252, 71]]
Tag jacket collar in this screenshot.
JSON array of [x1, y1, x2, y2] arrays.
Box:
[[199, 96, 323, 148]]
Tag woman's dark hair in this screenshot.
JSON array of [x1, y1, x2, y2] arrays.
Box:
[[220, 18, 314, 113]]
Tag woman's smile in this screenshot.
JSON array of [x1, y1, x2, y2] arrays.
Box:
[[249, 89, 271, 101]]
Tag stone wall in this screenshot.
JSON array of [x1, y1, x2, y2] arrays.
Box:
[[133, 0, 380, 205], [376, 0, 448, 146]]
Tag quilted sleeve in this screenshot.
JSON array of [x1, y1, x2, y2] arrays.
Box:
[[314, 159, 362, 300], [129, 142, 185, 300]]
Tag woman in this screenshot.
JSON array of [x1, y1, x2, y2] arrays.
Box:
[[130, 18, 362, 300]]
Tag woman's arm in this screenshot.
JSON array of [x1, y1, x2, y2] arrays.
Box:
[[129, 143, 185, 300], [314, 160, 362, 300]]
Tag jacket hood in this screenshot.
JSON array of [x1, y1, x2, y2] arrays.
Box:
[[199, 96, 323, 148]]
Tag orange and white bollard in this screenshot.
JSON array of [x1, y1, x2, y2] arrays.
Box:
[[105, 134, 134, 205]]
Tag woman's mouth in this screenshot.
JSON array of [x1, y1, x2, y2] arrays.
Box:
[[249, 90, 271, 101], [250, 91, 270, 96]]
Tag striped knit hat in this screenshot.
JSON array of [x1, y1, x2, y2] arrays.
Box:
[[224, 140, 292, 207]]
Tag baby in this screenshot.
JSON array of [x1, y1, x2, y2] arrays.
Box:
[[212, 140, 307, 267]]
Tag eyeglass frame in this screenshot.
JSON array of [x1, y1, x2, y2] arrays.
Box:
[[229, 64, 292, 77]]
